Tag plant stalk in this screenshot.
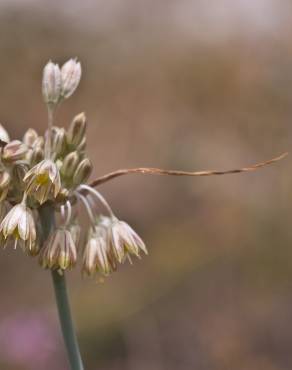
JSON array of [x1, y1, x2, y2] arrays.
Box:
[[39, 204, 84, 370]]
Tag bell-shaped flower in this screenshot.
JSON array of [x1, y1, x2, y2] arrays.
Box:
[[109, 217, 147, 263], [0, 203, 36, 252], [82, 225, 116, 277], [24, 159, 61, 204], [39, 228, 77, 271]]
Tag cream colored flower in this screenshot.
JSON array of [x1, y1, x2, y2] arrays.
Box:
[[24, 159, 61, 204], [39, 228, 77, 271], [109, 218, 147, 263], [0, 203, 36, 251], [82, 225, 116, 276]]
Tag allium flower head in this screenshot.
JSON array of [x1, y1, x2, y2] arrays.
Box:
[[0, 203, 36, 251], [39, 228, 77, 271], [24, 159, 61, 204], [0, 56, 277, 281], [109, 218, 147, 263], [82, 225, 116, 277]]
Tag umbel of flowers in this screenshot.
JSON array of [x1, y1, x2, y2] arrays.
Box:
[[0, 58, 147, 276]]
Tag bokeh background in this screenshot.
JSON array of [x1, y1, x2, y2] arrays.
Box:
[[0, 1, 292, 369]]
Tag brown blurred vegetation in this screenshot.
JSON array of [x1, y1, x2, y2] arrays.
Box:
[[0, 1, 292, 369]]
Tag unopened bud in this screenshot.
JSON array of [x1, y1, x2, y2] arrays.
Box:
[[61, 151, 80, 178], [12, 163, 29, 189], [42, 61, 61, 105], [0, 171, 10, 201], [0, 124, 10, 143], [2, 140, 27, 162], [76, 136, 86, 153], [30, 146, 44, 165], [33, 136, 45, 149], [67, 112, 86, 148], [23, 128, 38, 147], [51, 127, 66, 157], [73, 158, 92, 185], [61, 59, 82, 99]]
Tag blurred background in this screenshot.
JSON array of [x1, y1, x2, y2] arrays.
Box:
[[0, 0, 292, 369]]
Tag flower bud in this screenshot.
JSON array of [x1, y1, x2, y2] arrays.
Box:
[[0, 171, 10, 201], [29, 146, 44, 165], [76, 136, 86, 153], [60, 59, 82, 99], [2, 140, 28, 162], [42, 61, 62, 105], [73, 158, 92, 185], [0, 124, 10, 143], [67, 113, 86, 148], [23, 128, 38, 147], [33, 136, 45, 149], [12, 163, 29, 189], [51, 127, 66, 157], [61, 151, 80, 178]]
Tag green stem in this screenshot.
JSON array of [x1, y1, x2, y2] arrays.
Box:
[[39, 204, 84, 370], [51, 271, 84, 370]]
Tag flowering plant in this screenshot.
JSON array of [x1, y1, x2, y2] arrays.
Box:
[[0, 58, 286, 369]]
